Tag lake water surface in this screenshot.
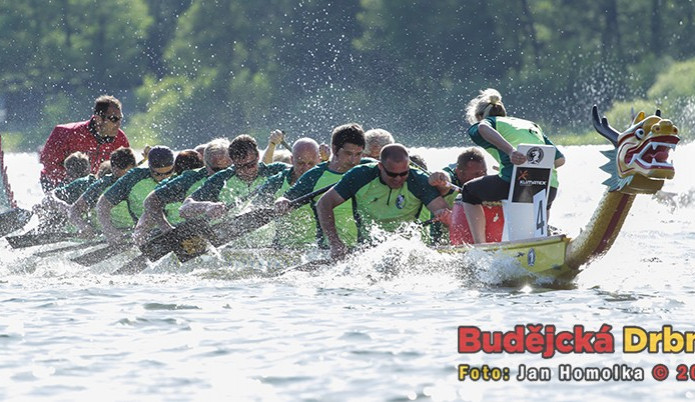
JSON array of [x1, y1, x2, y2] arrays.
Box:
[[1, 143, 694, 401]]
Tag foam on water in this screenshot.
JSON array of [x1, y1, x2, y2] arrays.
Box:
[[1, 143, 694, 400], [4, 143, 695, 291]]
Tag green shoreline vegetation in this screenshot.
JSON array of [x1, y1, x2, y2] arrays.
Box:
[[1, 2, 694, 151]]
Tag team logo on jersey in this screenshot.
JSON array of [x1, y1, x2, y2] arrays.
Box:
[[526, 147, 544, 165], [396, 194, 405, 209]]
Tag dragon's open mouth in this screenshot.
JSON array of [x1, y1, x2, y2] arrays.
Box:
[[626, 136, 679, 170]]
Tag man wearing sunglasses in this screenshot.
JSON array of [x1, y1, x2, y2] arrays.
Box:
[[96, 146, 174, 244], [132, 139, 233, 245], [317, 144, 452, 260], [39, 95, 130, 192], [179, 135, 288, 221]]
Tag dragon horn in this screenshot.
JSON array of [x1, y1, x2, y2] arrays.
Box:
[[591, 105, 619, 147]]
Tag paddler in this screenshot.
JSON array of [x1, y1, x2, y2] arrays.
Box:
[[171, 149, 204, 175], [68, 147, 138, 236], [363, 128, 394, 159], [317, 143, 452, 259], [179, 135, 288, 220], [96, 146, 175, 244], [427, 147, 502, 244], [273, 123, 371, 249], [253, 137, 321, 248], [132, 138, 232, 245], [39, 95, 130, 192], [460, 88, 565, 243], [33, 151, 94, 228]]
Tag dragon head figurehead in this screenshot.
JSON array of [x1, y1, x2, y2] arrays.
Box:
[[592, 105, 679, 194]]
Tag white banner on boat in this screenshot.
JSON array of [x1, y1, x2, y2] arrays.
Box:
[[502, 143, 554, 241]]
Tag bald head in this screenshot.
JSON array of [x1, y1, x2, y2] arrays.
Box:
[[291, 137, 321, 178], [292, 137, 320, 157], [379, 143, 409, 164]]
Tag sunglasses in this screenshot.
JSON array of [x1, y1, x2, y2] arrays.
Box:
[[101, 114, 123, 123], [150, 167, 174, 177], [382, 166, 409, 178]]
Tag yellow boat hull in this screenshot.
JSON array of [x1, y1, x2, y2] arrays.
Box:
[[438, 234, 579, 281]]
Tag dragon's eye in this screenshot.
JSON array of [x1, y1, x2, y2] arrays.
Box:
[[635, 128, 645, 139]]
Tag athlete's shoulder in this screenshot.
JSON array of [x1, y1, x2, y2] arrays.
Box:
[[261, 162, 291, 176], [346, 162, 378, 175]]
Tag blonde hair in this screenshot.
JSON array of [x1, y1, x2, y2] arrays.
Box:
[[465, 88, 507, 124]]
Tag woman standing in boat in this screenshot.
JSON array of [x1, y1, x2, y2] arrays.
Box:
[[460, 88, 565, 243]]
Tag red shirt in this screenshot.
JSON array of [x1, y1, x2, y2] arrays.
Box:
[[450, 203, 504, 245], [39, 119, 129, 191]]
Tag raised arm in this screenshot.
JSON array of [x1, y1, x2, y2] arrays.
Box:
[[261, 130, 285, 164]]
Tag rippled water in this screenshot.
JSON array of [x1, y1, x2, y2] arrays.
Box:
[[1, 143, 694, 401]]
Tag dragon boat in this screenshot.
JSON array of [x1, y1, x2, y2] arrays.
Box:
[[0, 106, 680, 282], [439, 106, 680, 280], [134, 105, 679, 280]]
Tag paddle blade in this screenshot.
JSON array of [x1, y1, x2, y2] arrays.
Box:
[[34, 239, 106, 258], [139, 219, 216, 262], [170, 224, 217, 263], [171, 207, 276, 263], [0, 208, 32, 237], [6, 232, 80, 249]]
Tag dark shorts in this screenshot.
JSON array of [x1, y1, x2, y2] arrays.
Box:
[[460, 174, 557, 208]]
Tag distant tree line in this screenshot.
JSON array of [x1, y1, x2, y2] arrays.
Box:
[[1, 0, 694, 150]]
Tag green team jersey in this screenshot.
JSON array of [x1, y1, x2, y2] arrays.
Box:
[[80, 174, 130, 229], [255, 167, 316, 248], [333, 163, 440, 242], [190, 162, 288, 211], [284, 158, 373, 248], [468, 116, 564, 187], [54, 175, 97, 204], [154, 167, 208, 225], [103, 167, 160, 228], [82, 175, 116, 208], [188, 162, 288, 248]]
